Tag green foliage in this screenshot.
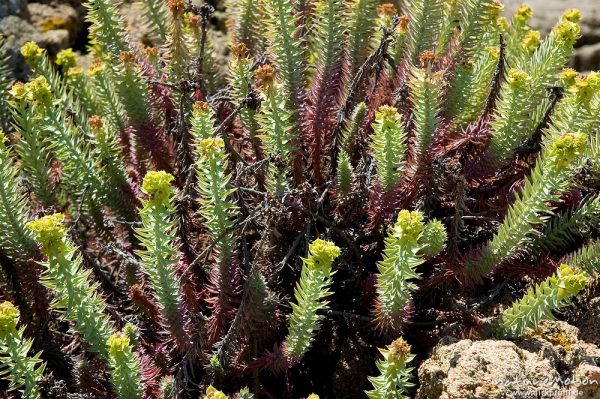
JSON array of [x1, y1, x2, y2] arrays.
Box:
[[336, 149, 353, 197], [448, 42, 499, 128], [409, 67, 443, 159], [497, 264, 588, 338], [467, 132, 588, 282], [535, 195, 600, 254], [458, 0, 504, 55], [88, 62, 127, 133], [107, 332, 143, 399], [264, 0, 305, 113], [313, 0, 346, 74], [0, 37, 12, 132], [374, 210, 445, 332], [405, 0, 443, 61], [27, 214, 113, 355], [0, 131, 36, 259], [0, 0, 598, 396], [231, 0, 265, 52], [196, 138, 237, 260], [114, 53, 152, 126], [135, 171, 183, 325], [285, 239, 340, 360], [0, 302, 45, 399], [27, 214, 142, 395], [8, 83, 56, 205], [85, 0, 130, 60], [345, 0, 377, 75], [489, 13, 581, 164], [140, 0, 169, 41], [366, 337, 415, 399], [256, 66, 296, 197], [564, 241, 600, 275], [370, 106, 406, 193]]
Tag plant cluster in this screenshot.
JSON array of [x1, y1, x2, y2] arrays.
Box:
[[0, 0, 598, 397]]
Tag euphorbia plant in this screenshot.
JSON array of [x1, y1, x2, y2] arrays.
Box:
[[0, 0, 598, 397]]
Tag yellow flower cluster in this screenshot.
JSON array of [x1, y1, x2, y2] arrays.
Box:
[[26, 213, 68, 256], [198, 137, 225, 156], [394, 210, 425, 242], [0, 301, 19, 338], [514, 4, 533, 24], [556, 264, 588, 300], [203, 386, 227, 399], [521, 30, 541, 52], [55, 48, 77, 71], [307, 239, 341, 270], [10, 76, 52, 105], [20, 41, 43, 63], [507, 68, 531, 87], [141, 171, 174, 204], [107, 333, 131, 360], [549, 132, 588, 168]]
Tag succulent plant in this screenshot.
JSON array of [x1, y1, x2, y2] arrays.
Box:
[[0, 0, 597, 397]]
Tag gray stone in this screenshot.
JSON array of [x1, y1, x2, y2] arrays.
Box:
[[417, 321, 600, 399], [574, 42, 600, 72], [27, 3, 82, 44], [0, 15, 42, 78], [0, 0, 28, 19]]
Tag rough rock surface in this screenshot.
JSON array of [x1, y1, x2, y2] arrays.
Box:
[[417, 321, 600, 399], [0, 2, 83, 79], [0, 0, 28, 19]]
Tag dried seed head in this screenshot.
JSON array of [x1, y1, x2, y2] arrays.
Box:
[[398, 15, 410, 33], [231, 42, 249, 59], [167, 0, 185, 15], [256, 64, 275, 88], [418, 51, 437, 66], [387, 337, 411, 363], [88, 61, 106, 76], [119, 51, 136, 65], [88, 116, 104, 130], [188, 15, 201, 29], [193, 101, 210, 116], [225, 18, 236, 30], [377, 3, 396, 17]]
